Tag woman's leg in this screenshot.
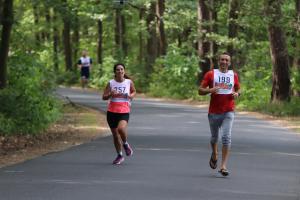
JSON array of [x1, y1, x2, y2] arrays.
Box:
[[117, 120, 128, 143], [110, 128, 122, 154], [117, 120, 133, 156]]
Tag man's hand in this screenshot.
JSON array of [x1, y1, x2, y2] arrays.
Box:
[[232, 92, 240, 99]]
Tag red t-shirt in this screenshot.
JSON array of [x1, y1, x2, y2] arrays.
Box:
[[201, 70, 240, 114]]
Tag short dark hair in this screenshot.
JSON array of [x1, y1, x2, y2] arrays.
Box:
[[220, 52, 231, 57]]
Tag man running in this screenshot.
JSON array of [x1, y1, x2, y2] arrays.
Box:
[[198, 52, 241, 176]]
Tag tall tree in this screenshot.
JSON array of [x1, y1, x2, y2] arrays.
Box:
[[61, 0, 72, 71], [32, 1, 41, 46], [145, 1, 158, 74], [115, 8, 128, 59], [97, 18, 103, 64], [0, 0, 13, 89], [52, 9, 59, 72], [210, 0, 218, 68], [138, 7, 145, 64], [198, 0, 212, 81], [293, 0, 300, 96], [156, 0, 167, 56], [43, 6, 51, 41], [227, 0, 240, 62], [128, 2, 146, 64], [265, 0, 291, 102], [0, 0, 3, 23], [72, 9, 79, 70]]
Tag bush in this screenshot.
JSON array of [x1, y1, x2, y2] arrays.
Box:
[[256, 97, 300, 116], [0, 52, 61, 135], [148, 47, 199, 99], [91, 56, 117, 89], [56, 71, 79, 86]]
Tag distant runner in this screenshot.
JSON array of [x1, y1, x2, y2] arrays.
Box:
[[77, 50, 92, 89]]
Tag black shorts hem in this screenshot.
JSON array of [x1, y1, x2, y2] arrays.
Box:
[[106, 111, 130, 128]]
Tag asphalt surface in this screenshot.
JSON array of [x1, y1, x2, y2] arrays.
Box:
[[0, 87, 299, 200]]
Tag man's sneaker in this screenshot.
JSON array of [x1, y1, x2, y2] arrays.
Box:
[[112, 155, 124, 165], [123, 144, 133, 156]]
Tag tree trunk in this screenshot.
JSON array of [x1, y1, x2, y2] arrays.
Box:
[[115, 8, 127, 60], [156, 0, 167, 56], [138, 8, 145, 64], [52, 10, 59, 72], [293, 0, 300, 96], [178, 27, 191, 48], [0, 0, 3, 23], [72, 10, 79, 71], [145, 1, 158, 75], [265, 0, 291, 102], [43, 7, 51, 41], [62, 0, 72, 71], [198, 0, 212, 82], [32, 2, 41, 46], [227, 0, 240, 58], [0, 0, 13, 89], [97, 18, 103, 65], [211, 0, 218, 69], [63, 21, 72, 71]]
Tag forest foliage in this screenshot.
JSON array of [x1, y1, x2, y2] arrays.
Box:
[[0, 0, 299, 135]]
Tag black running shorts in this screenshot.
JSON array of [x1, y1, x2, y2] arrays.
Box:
[[106, 111, 130, 128]]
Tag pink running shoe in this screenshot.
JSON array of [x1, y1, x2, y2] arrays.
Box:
[[112, 155, 124, 165], [123, 144, 133, 156]]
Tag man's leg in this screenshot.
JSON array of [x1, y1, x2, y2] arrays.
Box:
[[208, 114, 221, 168], [220, 112, 234, 170], [220, 145, 230, 170]]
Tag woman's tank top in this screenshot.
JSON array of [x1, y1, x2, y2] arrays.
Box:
[[107, 79, 131, 113]]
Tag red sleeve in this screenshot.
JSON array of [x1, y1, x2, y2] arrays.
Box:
[[234, 73, 240, 91], [200, 70, 213, 88]]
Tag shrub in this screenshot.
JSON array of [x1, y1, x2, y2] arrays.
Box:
[[0, 52, 61, 135], [148, 47, 199, 99]]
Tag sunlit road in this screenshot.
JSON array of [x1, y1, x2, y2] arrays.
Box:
[[0, 87, 299, 200]]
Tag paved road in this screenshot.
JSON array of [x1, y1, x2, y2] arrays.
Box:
[[0, 87, 299, 200]]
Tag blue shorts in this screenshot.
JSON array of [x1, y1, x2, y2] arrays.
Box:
[[208, 112, 234, 146], [80, 67, 90, 79]]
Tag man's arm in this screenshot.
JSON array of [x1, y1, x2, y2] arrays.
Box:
[[231, 73, 241, 98], [89, 58, 92, 69], [77, 59, 82, 69], [198, 85, 220, 95], [198, 71, 219, 95]]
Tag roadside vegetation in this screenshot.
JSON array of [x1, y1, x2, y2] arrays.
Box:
[[0, 0, 299, 138]]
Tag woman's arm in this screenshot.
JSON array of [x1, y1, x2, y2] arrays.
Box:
[[102, 82, 111, 100], [129, 81, 136, 100]]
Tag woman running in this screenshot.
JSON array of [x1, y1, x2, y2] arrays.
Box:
[[102, 63, 136, 165]]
